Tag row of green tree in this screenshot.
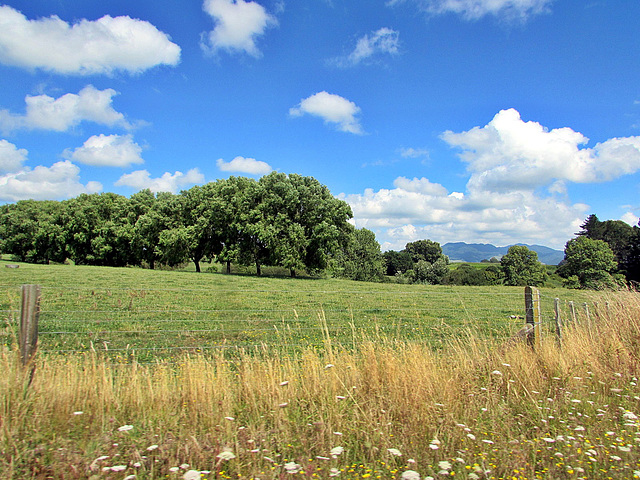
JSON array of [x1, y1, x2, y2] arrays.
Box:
[[381, 214, 640, 289], [0, 173, 383, 279]]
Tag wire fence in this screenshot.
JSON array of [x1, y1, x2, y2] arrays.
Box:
[[0, 283, 598, 364]]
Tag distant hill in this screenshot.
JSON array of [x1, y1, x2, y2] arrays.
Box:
[[442, 242, 564, 265]]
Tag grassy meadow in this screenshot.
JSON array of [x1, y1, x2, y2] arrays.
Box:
[[2, 260, 640, 479]]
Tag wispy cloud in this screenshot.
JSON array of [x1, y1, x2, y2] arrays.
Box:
[[332, 28, 400, 67], [217, 156, 272, 175], [387, 0, 553, 21]]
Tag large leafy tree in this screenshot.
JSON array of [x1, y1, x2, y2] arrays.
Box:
[[577, 213, 634, 264], [332, 226, 385, 282], [404, 239, 444, 264], [500, 245, 547, 286], [61, 193, 136, 266], [382, 250, 414, 276], [0, 200, 66, 263], [557, 236, 618, 289]]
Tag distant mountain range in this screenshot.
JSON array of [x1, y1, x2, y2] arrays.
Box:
[[442, 242, 564, 265]]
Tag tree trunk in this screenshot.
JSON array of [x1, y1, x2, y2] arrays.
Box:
[[256, 261, 261, 276], [290, 269, 296, 277], [194, 258, 201, 273], [226, 260, 231, 274]]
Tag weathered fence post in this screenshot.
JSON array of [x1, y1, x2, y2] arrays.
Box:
[[524, 286, 542, 350], [554, 298, 562, 347], [569, 301, 576, 323], [19, 284, 41, 367]]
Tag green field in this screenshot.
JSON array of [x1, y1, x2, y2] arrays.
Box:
[[2, 259, 597, 362]]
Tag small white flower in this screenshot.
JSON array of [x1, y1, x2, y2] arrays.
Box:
[[624, 412, 638, 420], [574, 426, 585, 431], [316, 456, 330, 460], [468, 474, 480, 480], [284, 462, 302, 474], [438, 461, 451, 471], [217, 450, 236, 461], [388, 448, 402, 456], [279, 402, 289, 408], [325, 364, 335, 369], [147, 444, 159, 451], [73, 411, 84, 415], [280, 381, 289, 386], [610, 455, 622, 461], [329, 467, 341, 477], [467, 433, 476, 441], [482, 439, 494, 444], [330, 446, 344, 457], [542, 438, 555, 443], [619, 446, 632, 452], [183, 471, 201, 480], [179, 464, 190, 470], [336, 395, 346, 400], [401, 470, 420, 480], [124, 475, 137, 480], [110, 465, 127, 472], [407, 458, 416, 464], [491, 370, 502, 376], [225, 416, 235, 421], [169, 466, 180, 472], [333, 431, 343, 436], [117, 425, 134, 432]]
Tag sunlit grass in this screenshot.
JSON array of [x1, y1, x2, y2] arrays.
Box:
[[2, 290, 640, 479]]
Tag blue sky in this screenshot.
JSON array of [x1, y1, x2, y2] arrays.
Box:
[[1, 0, 639, 251]]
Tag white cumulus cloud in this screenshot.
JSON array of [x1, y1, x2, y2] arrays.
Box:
[[442, 108, 640, 193], [0, 160, 102, 202], [387, 0, 552, 21], [115, 169, 205, 193], [63, 134, 144, 167], [0, 5, 180, 75], [0, 139, 28, 173], [217, 156, 272, 175], [201, 0, 277, 57], [0, 85, 133, 133], [289, 91, 364, 135], [334, 27, 400, 67]]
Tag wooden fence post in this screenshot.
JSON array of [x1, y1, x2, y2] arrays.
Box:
[[524, 286, 542, 350], [554, 298, 562, 347], [569, 301, 576, 323], [19, 284, 41, 367]]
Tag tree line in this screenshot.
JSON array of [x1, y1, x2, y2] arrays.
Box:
[[0, 172, 383, 279]]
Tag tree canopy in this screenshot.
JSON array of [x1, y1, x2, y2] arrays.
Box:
[[0, 173, 359, 278], [500, 245, 547, 287]]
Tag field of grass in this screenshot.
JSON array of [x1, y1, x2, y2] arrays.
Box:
[[2, 261, 639, 479], [0, 259, 595, 365]]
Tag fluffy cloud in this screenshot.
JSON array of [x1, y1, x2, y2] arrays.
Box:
[[0, 139, 28, 172], [334, 27, 400, 67], [0, 85, 132, 133], [201, 0, 277, 57], [0, 5, 180, 75], [290, 91, 364, 134], [442, 108, 640, 193], [342, 108, 640, 251], [342, 179, 587, 251], [0, 160, 102, 201], [217, 156, 272, 175], [115, 169, 204, 193], [387, 0, 552, 21], [63, 134, 144, 167]]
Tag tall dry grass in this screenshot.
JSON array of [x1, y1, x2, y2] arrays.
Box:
[[2, 292, 640, 479]]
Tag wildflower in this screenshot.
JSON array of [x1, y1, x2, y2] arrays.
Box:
[[329, 467, 341, 477], [330, 446, 344, 457], [542, 438, 555, 443], [467, 433, 476, 440], [408, 458, 416, 464], [610, 455, 622, 461], [334, 431, 343, 436], [316, 456, 330, 460], [110, 465, 127, 472], [279, 402, 289, 408], [438, 461, 451, 471], [147, 444, 159, 451], [183, 471, 201, 480], [468, 474, 480, 480], [169, 467, 180, 473], [284, 462, 302, 474], [401, 470, 420, 480], [336, 395, 346, 400], [225, 416, 235, 421], [325, 364, 335, 369], [180, 464, 190, 470], [574, 426, 585, 431], [73, 411, 84, 415], [388, 448, 402, 456], [624, 412, 639, 420], [117, 425, 133, 432], [124, 476, 137, 480], [280, 381, 289, 386], [481, 439, 494, 444], [619, 446, 632, 452], [217, 450, 236, 461], [491, 370, 502, 376]]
